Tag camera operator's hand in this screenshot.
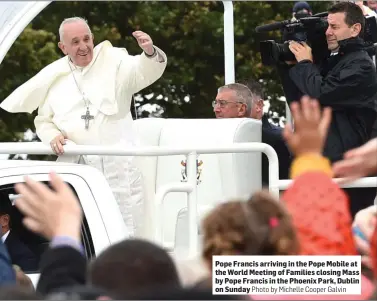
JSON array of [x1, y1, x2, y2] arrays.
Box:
[[289, 41, 313, 63]]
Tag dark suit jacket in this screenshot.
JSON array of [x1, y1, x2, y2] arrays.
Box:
[[0, 238, 15, 285], [4, 231, 39, 272], [281, 37, 377, 163], [37, 246, 87, 296], [261, 115, 292, 186]]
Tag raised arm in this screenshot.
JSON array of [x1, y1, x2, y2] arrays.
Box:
[[14, 172, 85, 294], [282, 96, 359, 256], [116, 31, 167, 96]]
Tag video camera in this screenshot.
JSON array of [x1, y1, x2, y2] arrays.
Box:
[[256, 12, 377, 66]]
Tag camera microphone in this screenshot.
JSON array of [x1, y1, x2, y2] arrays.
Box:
[[255, 20, 289, 33]]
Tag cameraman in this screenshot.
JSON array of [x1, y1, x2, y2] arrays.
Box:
[[280, 1, 377, 216], [291, 1, 312, 20]]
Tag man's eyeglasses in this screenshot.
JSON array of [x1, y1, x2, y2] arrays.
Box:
[[212, 100, 245, 108]]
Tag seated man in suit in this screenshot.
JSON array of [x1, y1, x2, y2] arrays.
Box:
[[213, 80, 291, 186], [0, 193, 38, 272]]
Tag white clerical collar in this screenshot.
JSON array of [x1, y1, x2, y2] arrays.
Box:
[[1, 230, 10, 242], [68, 58, 86, 72], [330, 48, 339, 56]]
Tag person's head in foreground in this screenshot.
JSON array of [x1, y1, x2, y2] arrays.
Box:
[[0, 286, 42, 300], [13, 265, 34, 293], [87, 238, 181, 299], [201, 191, 299, 271], [46, 285, 111, 300]]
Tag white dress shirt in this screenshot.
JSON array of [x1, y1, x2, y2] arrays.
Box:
[[1, 230, 10, 243]]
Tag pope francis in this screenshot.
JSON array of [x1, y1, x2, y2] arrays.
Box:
[[0, 17, 168, 237]]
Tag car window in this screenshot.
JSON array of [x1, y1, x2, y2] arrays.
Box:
[[0, 181, 95, 273]]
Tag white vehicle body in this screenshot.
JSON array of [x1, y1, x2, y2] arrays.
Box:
[[0, 159, 129, 286]]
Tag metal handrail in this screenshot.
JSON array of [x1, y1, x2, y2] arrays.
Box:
[[278, 177, 377, 190], [2, 142, 376, 256], [0, 142, 279, 194], [0, 141, 279, 256]]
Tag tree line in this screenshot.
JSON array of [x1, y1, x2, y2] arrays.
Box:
[[0, 1, 330, 146]]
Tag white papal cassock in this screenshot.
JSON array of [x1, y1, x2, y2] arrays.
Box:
[[0, 40, 168, 237]]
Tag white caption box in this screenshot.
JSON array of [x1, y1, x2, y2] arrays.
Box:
[[212, 255, 361, 295]]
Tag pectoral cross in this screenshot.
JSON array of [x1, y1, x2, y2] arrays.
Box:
[[81, 107, 94, 130]]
